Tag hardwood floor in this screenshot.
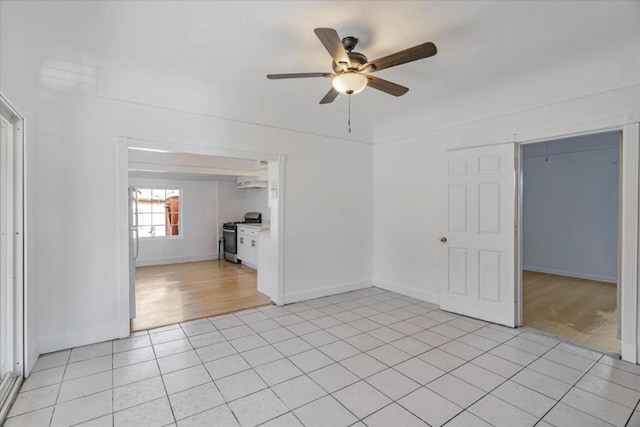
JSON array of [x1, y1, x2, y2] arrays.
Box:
[[523, 270, 620, 353], [131, 260, 272, 332]]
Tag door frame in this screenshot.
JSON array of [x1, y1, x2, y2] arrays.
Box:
[[0, 93, 25, 420], [514, 112, 640, 363], [115, 136, 286, 338]]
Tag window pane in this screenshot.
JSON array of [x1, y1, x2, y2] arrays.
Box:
[[167, 213, 179, 226], [152, 213, 165, 226], [138, 189, 152, 201], [139, 212, 153, 226], [139, 225, 155, 238], [151, 189, 165, 202], [138, 202, 153, 214], [166, 189, 179, 198], [154, 226, 166, 237]]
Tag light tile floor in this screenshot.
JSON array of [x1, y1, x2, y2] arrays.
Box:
[[6, 287, 640, 427]]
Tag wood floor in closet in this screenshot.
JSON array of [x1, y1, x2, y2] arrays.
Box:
[[523, 270, 619, 353]]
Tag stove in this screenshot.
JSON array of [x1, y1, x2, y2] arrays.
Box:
[[223, 212, 261, 263]]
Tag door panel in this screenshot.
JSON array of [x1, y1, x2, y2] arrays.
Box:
[[441, 143, 516, 327], [448, 248, 468, 296], [448, 185, 467, 231]]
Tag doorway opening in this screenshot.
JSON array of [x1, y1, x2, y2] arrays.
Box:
[[119, 139, 284, 334], [520, 131, 621, 353], [0, 95, 25, 421]]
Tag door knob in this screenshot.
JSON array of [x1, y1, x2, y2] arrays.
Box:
[[440, 237, 447, 243]]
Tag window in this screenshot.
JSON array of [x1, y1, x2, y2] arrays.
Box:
[[137, 188, 180, 238]]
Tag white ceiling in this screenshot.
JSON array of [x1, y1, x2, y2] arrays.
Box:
[[2, 1, 639, 143]]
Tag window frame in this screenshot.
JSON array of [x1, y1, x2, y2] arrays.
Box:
[[136, 186, 183, 240]]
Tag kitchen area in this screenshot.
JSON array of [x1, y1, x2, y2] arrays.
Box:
[[127, 148, 281, 331]]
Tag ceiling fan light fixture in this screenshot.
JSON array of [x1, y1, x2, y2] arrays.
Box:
[[332, 72, 368, 95]]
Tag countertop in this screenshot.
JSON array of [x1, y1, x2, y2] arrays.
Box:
[[236, 223, 270, 232]]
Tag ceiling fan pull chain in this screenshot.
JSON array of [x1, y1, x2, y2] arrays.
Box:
[[348, 94, 352, 133], [545, 141, 549, 162]]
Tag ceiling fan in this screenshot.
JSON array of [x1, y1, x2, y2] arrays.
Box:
[[267, 28, 437, 104]]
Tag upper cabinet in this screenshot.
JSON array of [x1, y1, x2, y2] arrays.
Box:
[[237, 166, 268, 189], [237, 177, 267, 189]]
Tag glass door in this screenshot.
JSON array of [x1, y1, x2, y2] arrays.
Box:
[[0, 114, 13, 405], [0, 101, 22, 419]]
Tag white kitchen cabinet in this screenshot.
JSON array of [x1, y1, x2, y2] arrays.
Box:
[[237, 226, 258, 269], [237, 231, 249, 263]]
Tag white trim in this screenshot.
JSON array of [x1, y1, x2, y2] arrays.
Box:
[[513, 113, 636, 145], [275, 155, 285, 306], [0, 376, 21, 423], [116, 138, 129, 338], [284, 280, 372, 304], [0, 94, 25, 376], [0, 93, 25, 423], [621, 121, 639, 363], [135, 186, 183, 240], [516, 144, 524, 327], [125, 137, 282, 162], [135, 253, 219, 267], [374, 280, 440, 306], [522, 267, 617, 285], [514, 112, 639, 363]]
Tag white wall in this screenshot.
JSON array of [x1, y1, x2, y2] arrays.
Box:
[[129, 176, 222, 266], [244, 188, 270, 223], [218, 181, 247, 225], [373, 86, 640, 304], [28, 91, 372, 353], [522, 133, 620, 283]]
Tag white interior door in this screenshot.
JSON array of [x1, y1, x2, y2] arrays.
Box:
[[440, 143, 516, 327]]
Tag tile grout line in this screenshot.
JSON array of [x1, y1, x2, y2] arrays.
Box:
[[393, 325, 528, 426], [531, 352, 607, 426], [148, 330, 178, 426], [10, 288, 632, 427], [624, 398, 640, 426], [48, 349, 71, 427]]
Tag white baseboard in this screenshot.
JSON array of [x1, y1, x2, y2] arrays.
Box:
[[373, 279, 440, 306], [522, 266, 616, 284], [26, 345, 39, 377], [136, 253, 219, 267], [39, 322, 124, 355], [622, 342, 637, 364], [284, 280, 372, 304]]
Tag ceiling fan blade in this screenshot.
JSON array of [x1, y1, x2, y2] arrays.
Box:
[[314, 28, 350, 70], [267, 72, 334, 79], [319, 87, 339, 104], [366, 42, 437, 72], [366, 76, 409, 97]]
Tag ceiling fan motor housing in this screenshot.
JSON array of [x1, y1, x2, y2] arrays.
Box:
[[333, 38, 369, 73], [342, 36, 359, 52]]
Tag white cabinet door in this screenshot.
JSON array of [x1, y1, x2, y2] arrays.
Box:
[[440, 143, 516, 327], [248, 235, 258, 266], [237, 232, 248, 261]]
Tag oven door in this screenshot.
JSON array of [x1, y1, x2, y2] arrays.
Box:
[[223, 229, 237, 254]]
